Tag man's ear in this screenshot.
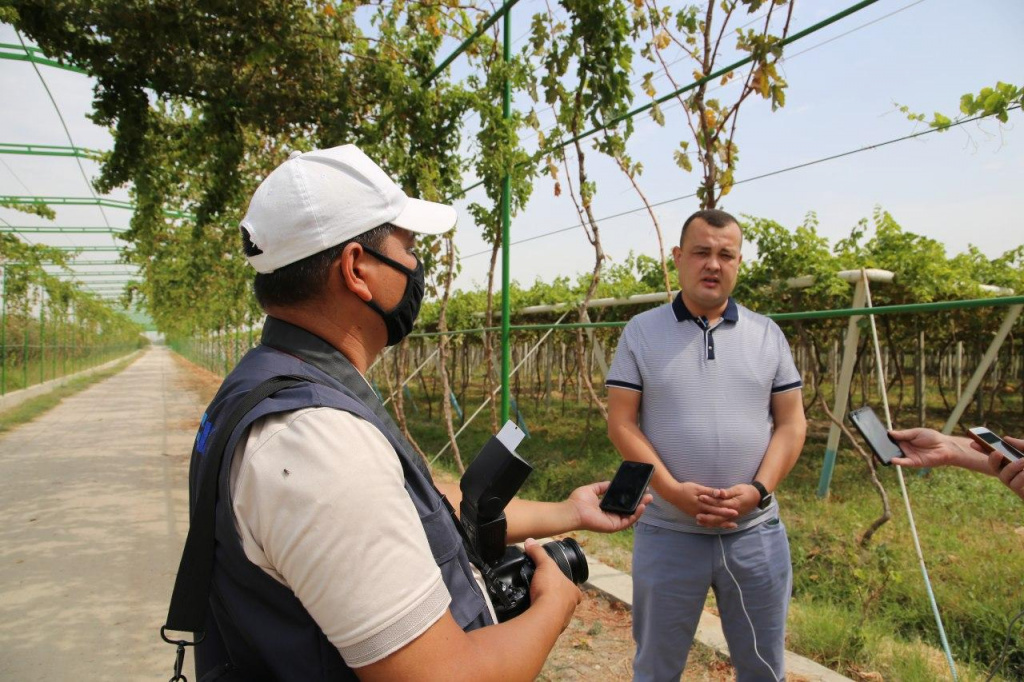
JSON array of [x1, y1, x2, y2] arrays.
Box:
[[339, 243, 374, 303]]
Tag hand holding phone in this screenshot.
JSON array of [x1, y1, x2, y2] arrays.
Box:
[[599, 461, 655, 515], [966, 427, 1023, 465], [848, 406, 902, 466]]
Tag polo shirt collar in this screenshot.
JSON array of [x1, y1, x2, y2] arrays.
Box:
[[671, 293, 739, 324]]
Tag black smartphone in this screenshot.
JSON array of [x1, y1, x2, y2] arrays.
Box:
[[967, 427, 1023, 464], [848, 406, 902, 466], [600, 461, 655, 515]]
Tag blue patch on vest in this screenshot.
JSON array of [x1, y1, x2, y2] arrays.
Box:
[[196, 413, 214, 455]]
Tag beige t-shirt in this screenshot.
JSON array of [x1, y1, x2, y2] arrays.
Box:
[[229, 407, 450, 667]]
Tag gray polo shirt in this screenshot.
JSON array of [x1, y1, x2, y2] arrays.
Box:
[[606, 295, 802, 534]]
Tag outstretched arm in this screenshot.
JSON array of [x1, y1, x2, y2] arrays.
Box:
[[889, 428, 992, 474], [437, 478, 652, 543]]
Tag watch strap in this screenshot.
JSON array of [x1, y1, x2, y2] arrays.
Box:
[[751, 480, 772, 509]]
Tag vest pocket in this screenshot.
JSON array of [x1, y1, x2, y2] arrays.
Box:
[[419, 502, 490, 629]]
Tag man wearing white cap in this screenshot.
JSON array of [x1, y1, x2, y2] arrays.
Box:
[[182, 145, 649, 681]]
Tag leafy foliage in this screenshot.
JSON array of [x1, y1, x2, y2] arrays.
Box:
[[1, 236, 145, 391], [635, 0, 794, 208], [901, 81, 1023, 130]]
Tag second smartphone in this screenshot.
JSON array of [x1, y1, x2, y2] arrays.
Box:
[[966, 426, 1023, 464]]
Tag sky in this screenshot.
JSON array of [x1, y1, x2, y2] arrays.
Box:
[[1, 0, 1022, 301]]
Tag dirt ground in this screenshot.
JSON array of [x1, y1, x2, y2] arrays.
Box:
[[542, 588, 736, 681]]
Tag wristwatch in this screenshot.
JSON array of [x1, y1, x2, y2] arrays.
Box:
[[751, 480, 773, 510]]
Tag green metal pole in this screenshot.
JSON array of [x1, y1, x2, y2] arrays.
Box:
[[424, 0, 520, 85], [1, 267, 6, 395], [52, 305, 57, 380], [62, 308, 67, 378], [411, 294, 1024, 339], [499, 8, 512, 424], [23, 310, 28, 389], [39, 303, 45, 384]]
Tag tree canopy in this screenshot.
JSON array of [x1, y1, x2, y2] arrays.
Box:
[[5, 0, 812, 336]]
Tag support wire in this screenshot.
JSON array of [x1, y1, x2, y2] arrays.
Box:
[[860, 269, 959, 680], [429, 310, 569, 465]]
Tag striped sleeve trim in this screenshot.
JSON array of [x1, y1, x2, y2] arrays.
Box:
[[606, 379, 643, 392], [771, 380, 803, 394]]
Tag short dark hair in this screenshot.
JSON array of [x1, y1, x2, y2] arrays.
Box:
[[680, 209, 741, 246], [253, 223, 396, 308]]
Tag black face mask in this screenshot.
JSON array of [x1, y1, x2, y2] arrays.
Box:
[[360, 245, 425, 346]]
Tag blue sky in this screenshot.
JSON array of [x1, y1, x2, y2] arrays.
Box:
[[2, 0, 1022, 298]]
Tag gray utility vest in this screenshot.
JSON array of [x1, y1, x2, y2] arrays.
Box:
[[190, 317, 492, 681]]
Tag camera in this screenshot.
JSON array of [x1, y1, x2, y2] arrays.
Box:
[[459, 423, 589, 622]]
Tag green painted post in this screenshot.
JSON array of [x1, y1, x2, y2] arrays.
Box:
[[499, 7, 512, 424], [61, 310, 67, 377], [23, 310, 28, 389], [51, 306, 57, 380], [39, 303, 45, 384], [0, 266, 6, 395], [69, 303, 74, 375], [817, 278, 867, 498]]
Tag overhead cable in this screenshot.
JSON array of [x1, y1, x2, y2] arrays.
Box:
[[460, 106, 1019, 259]]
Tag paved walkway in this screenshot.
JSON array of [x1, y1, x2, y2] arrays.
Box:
[[0, 346, 850, 681], [0, 346, 199, 681]]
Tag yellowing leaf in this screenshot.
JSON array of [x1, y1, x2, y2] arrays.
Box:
[[651, 102, 665, 126], [654, 30, 671, 50]]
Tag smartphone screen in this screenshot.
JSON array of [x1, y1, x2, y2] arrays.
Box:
[[848, 406, 902, 466], [600, 461, 655, 515], [968, 428, 1023, 462]]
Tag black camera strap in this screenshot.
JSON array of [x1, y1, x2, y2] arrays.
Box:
[[160, 375, 311, 680]]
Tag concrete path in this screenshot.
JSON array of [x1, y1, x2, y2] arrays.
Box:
[[0, 346, 199, 681], [0, 345, 850, 681]]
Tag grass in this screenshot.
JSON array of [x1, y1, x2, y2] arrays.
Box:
[[33, 347, 1018, 680], [0, 354, 140, 433], [404, 382, 1024, 681], [166, 348, 1024, 679]]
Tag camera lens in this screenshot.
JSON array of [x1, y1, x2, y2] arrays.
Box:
[[543, 538, 589, 585]]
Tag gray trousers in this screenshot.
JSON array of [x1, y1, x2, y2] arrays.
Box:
[[631, 518, 792, 682]]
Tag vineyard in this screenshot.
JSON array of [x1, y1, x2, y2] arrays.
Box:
[[2, 0, 1024, 679]]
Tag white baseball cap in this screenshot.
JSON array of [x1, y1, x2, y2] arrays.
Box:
[[240, 144, 457, 273]]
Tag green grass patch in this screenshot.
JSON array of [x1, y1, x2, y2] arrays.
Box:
[[0, 355, 139, 433], [404, 381, 1024, 679]]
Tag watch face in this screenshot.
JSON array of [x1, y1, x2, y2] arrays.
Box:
[[758, 493, 773, 510]]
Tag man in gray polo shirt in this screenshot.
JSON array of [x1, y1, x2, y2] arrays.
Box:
[[607, 208, 807, 681]]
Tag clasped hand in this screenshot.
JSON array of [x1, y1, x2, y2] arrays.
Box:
[[667, 481, 761, 529]]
